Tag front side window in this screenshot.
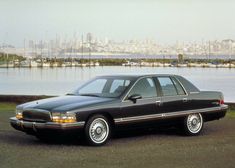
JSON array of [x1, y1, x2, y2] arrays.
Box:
[[128, 77, 157, 99], [158, 77, 178, 96]]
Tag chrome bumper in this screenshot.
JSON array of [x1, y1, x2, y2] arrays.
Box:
[[221, 104, 229, 110], [10, 117, 85, 132]]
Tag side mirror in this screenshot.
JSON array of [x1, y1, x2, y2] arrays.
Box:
[[128, 94, 142, 103]]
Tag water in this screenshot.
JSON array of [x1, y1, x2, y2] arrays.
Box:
[[0, 66, 234, 102]]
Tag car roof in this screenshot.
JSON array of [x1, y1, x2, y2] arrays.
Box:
[[97, 73, 178, 78], [94, 74, 199, 93]]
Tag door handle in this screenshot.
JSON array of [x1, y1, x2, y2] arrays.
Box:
[[183, 98, 188, 102], [156, 100, 161, 106]]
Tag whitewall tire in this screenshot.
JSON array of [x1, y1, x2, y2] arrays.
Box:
[[183, 113, 203, 135], [85, 115, 111, 146]]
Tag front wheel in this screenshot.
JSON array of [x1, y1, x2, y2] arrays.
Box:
[[183, 113, 203, 135], [85, 115, 111, 146]]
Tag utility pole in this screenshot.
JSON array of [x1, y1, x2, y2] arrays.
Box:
[[89, 35, 91, 67], [6, 47, 8, 68], [5, 32, 9, 68], [229, 40, 232, 67], [208, 41, 211, 62], [81, 34, 84, 62]]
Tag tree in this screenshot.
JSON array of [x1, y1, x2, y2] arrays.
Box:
[[178, 54, 184, 63]]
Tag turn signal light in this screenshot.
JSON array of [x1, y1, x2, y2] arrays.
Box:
[[51, 112, 76, 123], [52, 118, 76, 123], [219, 99, 224, 105]]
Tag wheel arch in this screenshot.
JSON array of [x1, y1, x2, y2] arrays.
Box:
[[85, 111, 115, 129]]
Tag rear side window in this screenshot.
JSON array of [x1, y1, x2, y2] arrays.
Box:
[[171, 78, 186, 95], [158, 77, 177, 96]]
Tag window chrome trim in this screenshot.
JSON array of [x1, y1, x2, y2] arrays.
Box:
[[172, 76, 188, 96], [121, 75, 190, 102], [190, 91, 200, 94], [157, 76, 189, 97]]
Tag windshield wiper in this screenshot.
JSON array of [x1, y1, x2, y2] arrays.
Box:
[[79, 94, 100, 97]]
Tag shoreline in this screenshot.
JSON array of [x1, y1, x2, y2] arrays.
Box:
[[1, 54, 235, 68], [1, 64, 235, 68]]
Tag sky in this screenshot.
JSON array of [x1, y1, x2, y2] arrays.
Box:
[[0, 0, 235, 47]]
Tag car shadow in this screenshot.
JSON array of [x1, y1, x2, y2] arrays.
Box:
[[116, 126, 181, 137], [0, 130, 86, 146], [0, 126, 189, 147]]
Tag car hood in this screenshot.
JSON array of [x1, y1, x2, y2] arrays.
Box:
[[17, 95, 117, 112]]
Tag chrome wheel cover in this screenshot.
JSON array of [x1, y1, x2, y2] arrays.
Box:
[[187, 113, 203, 134], [89, 118, 109, 144]]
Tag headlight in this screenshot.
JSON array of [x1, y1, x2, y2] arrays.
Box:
[[51, 112, 76, 123], [16, 109, 23, 119]]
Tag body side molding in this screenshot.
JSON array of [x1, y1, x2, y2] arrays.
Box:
[[114, 105, 228, 124]]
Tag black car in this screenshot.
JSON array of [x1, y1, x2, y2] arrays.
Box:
[[10, 74, 228, 146]]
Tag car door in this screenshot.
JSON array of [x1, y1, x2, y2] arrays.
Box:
[[155, 76, 189, 113], [120, 77, 161, 119]]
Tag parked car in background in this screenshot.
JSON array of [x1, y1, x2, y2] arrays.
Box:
[[10, 74, 228, 146]]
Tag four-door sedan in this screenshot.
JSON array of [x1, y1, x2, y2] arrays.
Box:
[[10, 74, 228, 146]]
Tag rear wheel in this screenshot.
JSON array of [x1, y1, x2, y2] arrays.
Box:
[[183, 113, 203, 135], [85, 115, 111, 146]]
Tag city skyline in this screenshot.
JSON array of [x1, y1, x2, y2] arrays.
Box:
[[1, 0, 235, 47], [1, 32, 234, 60]]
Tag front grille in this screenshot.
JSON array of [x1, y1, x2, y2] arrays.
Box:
[[23, 110, 51, 122]]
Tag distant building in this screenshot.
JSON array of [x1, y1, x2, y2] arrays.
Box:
[[86, 33, 93, 43]]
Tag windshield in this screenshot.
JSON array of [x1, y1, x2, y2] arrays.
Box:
[[73, 77, 133, 98]]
